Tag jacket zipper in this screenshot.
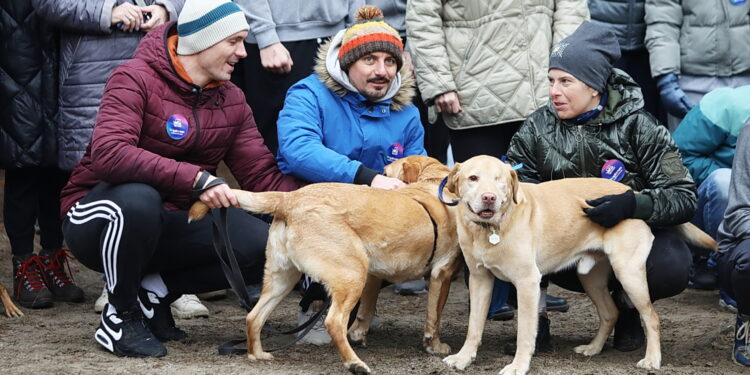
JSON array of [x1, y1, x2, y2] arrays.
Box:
[[577, 125, 585, 176], [191, 87, 202, 151]]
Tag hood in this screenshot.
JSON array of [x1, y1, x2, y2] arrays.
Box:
[[549, 68, 645, 126], [134, 22, 187, 89], [314, 33, 415, 111]]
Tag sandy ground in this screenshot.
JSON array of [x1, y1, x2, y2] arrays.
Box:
[[0, 170, 746, 375]]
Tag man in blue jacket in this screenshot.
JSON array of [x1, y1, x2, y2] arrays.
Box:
[[276, 5, 426, 345]]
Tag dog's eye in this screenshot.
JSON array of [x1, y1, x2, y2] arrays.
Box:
[[468, 175, 479, 182]]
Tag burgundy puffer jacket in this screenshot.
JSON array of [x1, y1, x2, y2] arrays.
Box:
[[60, 22, 300, 216]]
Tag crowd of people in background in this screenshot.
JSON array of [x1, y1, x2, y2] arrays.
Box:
[[1, 0, 749, 367]]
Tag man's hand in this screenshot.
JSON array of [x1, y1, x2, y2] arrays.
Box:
[[435, 91, 462, 114], [260, 43, 293, 74], [371, 174, 406, 190], [194, 172, 238, 209], [139, 4, 169, 31], [583, 190, 636, 228], [111, 2, 143, 32]]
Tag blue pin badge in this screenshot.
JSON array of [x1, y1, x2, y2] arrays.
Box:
[[601, 159, 625, 181], [166, 114, 189, 140], [384, 143, 404, 164]]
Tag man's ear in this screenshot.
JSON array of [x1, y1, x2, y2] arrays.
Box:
[[402, 161, 421, 183], [445, 163, 461, 195]]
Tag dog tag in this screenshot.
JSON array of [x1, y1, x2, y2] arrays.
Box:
[[488, 229, 500, 245]]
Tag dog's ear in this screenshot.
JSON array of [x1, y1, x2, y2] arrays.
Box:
[[445, 163, 461, 195], [402, 161, 421, 183], [510, 168, 519, 204]]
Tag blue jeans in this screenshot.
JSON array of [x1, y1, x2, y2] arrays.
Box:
[[693, 168, 731, 239], [488, 278, 510, 317]]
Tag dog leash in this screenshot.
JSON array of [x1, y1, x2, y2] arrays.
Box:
[[209, 207, 333, 355], [414, 202, 439, 269]]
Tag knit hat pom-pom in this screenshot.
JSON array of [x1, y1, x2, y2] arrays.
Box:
[[355, 5, 384, 22]]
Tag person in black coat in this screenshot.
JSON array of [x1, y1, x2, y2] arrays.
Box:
[[0, 0, 83, 309]]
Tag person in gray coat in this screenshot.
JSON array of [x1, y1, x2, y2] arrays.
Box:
[[645, 0, 750, 131], [716, 124, 750, 367], [32, 0, 183, 171], [232, 0, 363, 154]]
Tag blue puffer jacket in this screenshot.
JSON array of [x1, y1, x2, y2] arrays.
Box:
[[276, 39, 425, 184], [32, 0, 183, 171], [589, 0, 646, 51], [673, 85, 750, 185]]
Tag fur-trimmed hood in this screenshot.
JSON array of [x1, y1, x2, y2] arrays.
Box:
[[314, 36, 415, 111]]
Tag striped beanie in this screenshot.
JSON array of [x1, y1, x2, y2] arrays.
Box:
[[176, 0, 249, 55], [338, 5, 403, 71]]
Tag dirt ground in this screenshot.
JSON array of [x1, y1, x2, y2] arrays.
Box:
[[0, 171, 746, 375]]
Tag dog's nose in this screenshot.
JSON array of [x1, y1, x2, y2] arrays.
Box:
[[481, 193, 496, 203]]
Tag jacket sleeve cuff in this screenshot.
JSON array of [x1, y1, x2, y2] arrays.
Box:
[[254, 28, 281, 49], [100, 0, 118, 33], [633, 193, 654, 221], [354, 165, 378, 186]]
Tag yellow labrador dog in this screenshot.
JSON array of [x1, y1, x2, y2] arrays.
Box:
[[440, 155, 715, 375], [189, 155, 462, 374]]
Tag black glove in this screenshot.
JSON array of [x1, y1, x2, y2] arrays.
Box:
[[583, 190, 636, 228]]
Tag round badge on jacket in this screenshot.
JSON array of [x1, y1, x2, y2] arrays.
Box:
[[384, 143, 404, 164], [601, 159, 626, 182], [166, 114, 189, 140]]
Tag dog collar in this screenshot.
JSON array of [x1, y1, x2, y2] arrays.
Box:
[[437, 177, 460, 206]]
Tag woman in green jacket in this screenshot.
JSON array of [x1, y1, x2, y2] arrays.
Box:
[[506, 21, 696, 353]]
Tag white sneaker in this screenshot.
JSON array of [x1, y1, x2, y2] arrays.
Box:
[[94, 285, 108, 313], [296, 303, 331, 346], [170, 294, 209, 319]]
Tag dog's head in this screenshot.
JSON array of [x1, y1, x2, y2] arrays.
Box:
[[444, 155, 520, 222], [384, 155, 449, 183]]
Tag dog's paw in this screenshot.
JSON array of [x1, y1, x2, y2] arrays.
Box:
[[346, 361, 371, 374], [636, 356, 661, 371], [443, 353, 474, 370], [574, 344, 602, 357], [247, 351, 273, 361], [499, 362, 530, 375], [425, 340, 451, 355]]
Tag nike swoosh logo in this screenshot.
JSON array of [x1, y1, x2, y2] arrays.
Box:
[[139, 299, 154, 319], [101, 315, 123, 340]]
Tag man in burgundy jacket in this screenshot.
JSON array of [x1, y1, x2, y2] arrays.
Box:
[[60, 0, 300, 358]]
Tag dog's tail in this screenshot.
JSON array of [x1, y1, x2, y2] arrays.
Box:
[[674, 222, 717, 251], [187, 189, 285, 223]]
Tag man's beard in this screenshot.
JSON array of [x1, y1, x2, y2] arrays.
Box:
[[363, 76, 391, 100]]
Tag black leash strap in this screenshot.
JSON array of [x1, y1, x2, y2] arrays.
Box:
[[210, 207, 253, 311], [218, 298, 332, 355], [209, 207, 332, 355]]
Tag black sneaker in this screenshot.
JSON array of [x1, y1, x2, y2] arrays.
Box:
[[545, 294, 570, 313], [95, 303, 167, 357], [138, 289, 187, 342], [613, 306, 645, 352], [12, 254, 54, 309], [503, 315, 552, 355], [39, 249, 84, 302]]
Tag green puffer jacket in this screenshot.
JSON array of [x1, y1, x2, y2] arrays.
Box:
[[507, 69, 696, 227]]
